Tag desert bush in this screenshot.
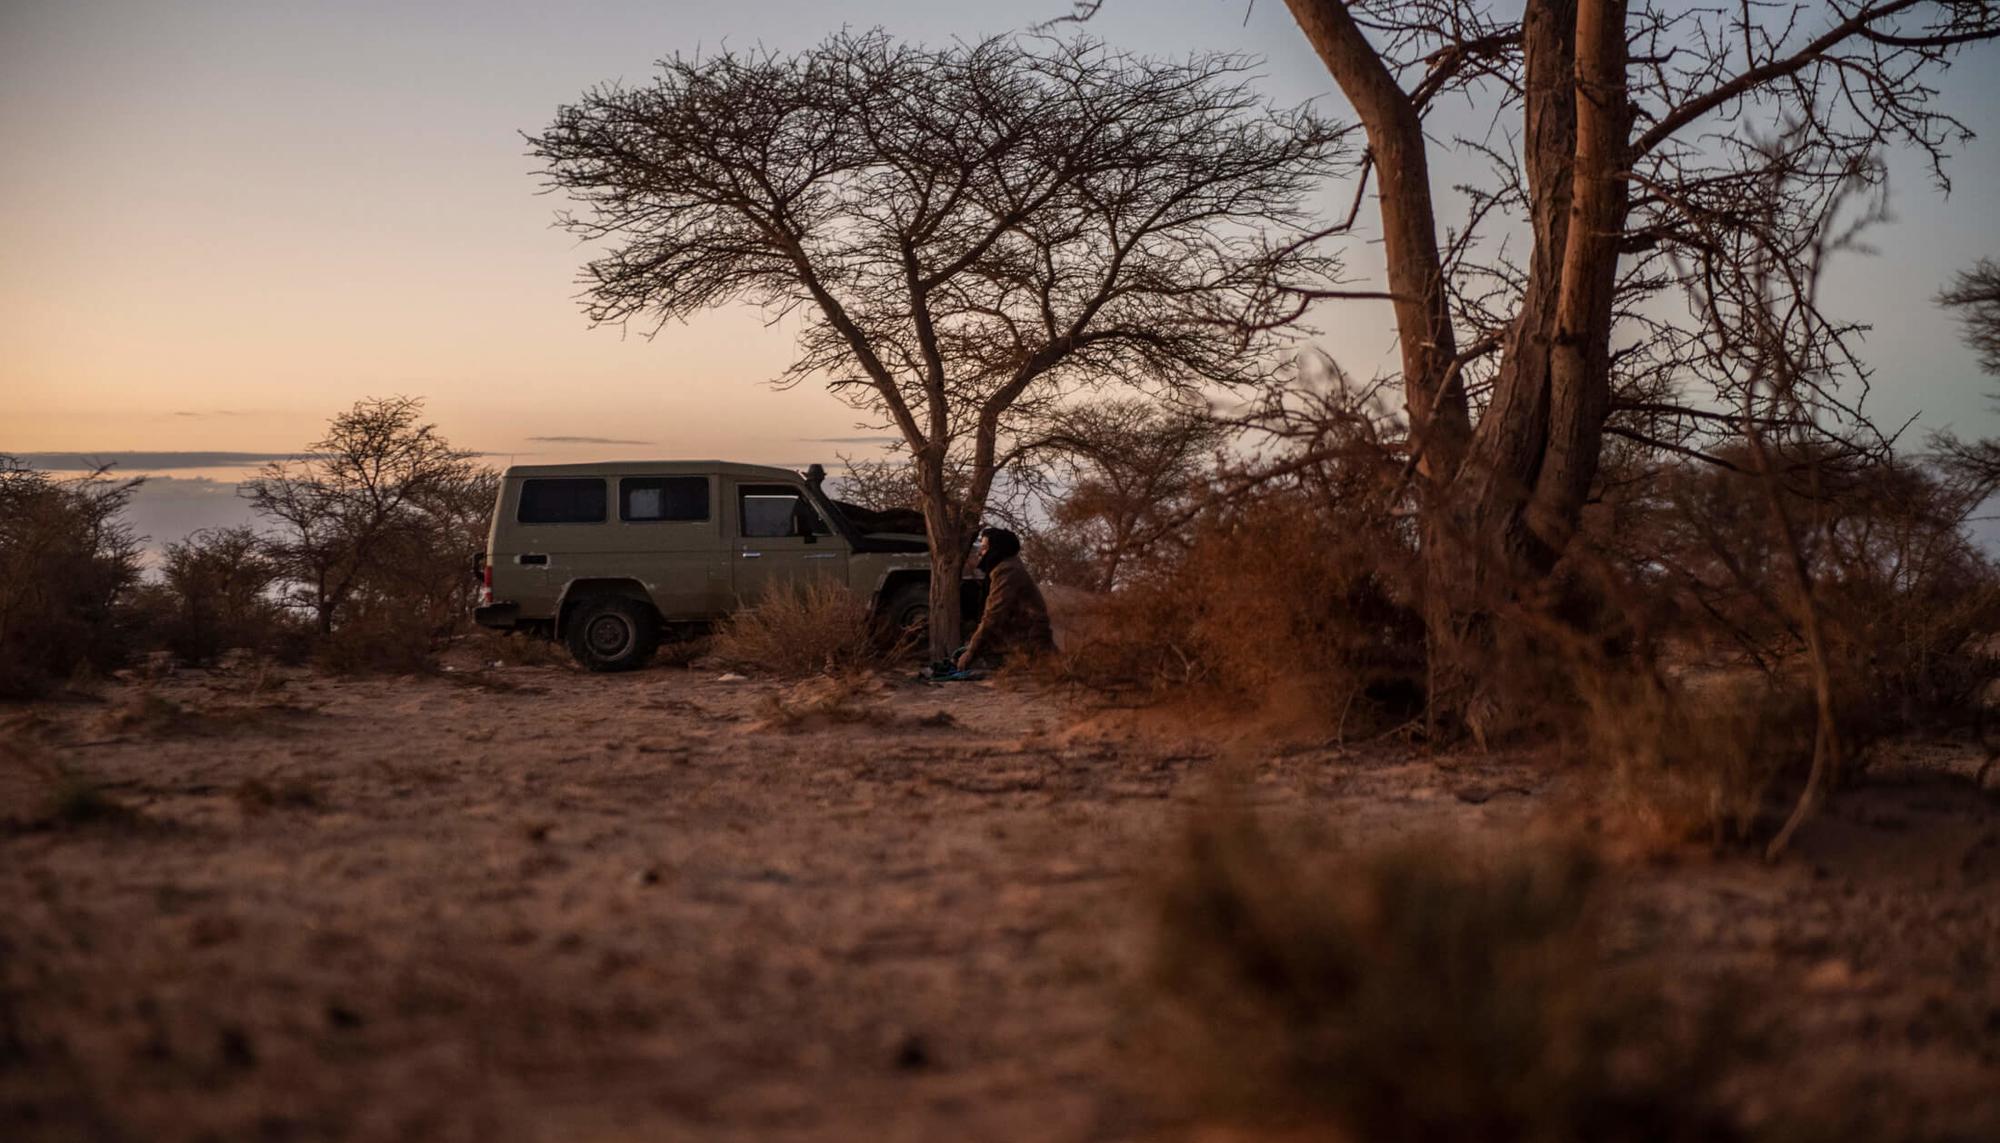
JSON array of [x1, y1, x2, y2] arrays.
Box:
[[1045, 372, 1435, 731], [246, 398, 498, 673], [711, 580, 891, 676], [145, 526, 294, 665], [311, 601, 439, 675], [1059, 485, 1425, 734], [1621, 449, 2000, 732], [1570, 666, 1818, 850], [1146, 809, 1739, 1142], [0, 458, 146, 698]]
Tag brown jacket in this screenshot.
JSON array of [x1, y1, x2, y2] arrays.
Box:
[[964, 556, 1055, 663]]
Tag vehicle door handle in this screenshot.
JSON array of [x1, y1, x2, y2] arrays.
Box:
[[740, 551, 762, 559], [518, 554, 548, 566]]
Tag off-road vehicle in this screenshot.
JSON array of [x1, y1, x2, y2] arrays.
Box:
[[473, 460, 970, 670]]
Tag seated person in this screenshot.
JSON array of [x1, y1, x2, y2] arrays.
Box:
[[956, 527, 1055, 671]]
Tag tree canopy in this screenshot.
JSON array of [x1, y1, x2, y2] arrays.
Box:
[[532, 30, 1354, 653]]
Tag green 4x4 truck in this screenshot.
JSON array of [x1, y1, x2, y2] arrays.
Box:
[[473, 460, 971, 671]]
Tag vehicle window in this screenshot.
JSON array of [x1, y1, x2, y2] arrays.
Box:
[[517, 478, 606, 524], [621, 476, 709, 522], [739, 486, 830, 539]]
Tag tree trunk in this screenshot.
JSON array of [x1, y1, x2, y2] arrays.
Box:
[[1291, 0, 1632, 735], [1283, 0, 1469, 475], [921, 492, 968, 662], [1420, 0, 1584, 727], [1527, 0, 1627, 557], [1464, 0, 1626, 573]]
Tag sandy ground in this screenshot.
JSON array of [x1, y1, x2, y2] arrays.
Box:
[[2, 654, 1997, 1142]]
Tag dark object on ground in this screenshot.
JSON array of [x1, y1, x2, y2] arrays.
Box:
[[893, 1034, 931, 1071], [924, 661, 986, 683]]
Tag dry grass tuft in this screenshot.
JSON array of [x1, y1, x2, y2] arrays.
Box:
[[94, 687, 321, 741], [44, 768, 143, 830], [96, 691, 205, 737], [712, 580, 889, 677], [233, 775, 324, 813], [1144, 807, 1741, 1142], [468, 629, 574, 669], [752, 674, 889, 733]]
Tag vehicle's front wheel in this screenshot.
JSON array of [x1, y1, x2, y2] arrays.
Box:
[[564, 596, 660, 672]]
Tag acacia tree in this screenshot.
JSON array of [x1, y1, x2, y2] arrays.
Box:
[[245, 397, 489, 637], [1252, 1, 1998, 714], [1939, 259, 2000, 375], [1928, 260, 2000, 496], [531, 31, 1350, 657]]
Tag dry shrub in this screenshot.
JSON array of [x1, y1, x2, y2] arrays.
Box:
[[141, 526, 300, 665], [1146, 808, 1740, 1142], [712, 580, 889, 676], [246, 398, 498, 674], [1058, 490, 1424, 734], [312, 603, 437, 675], [0, 459, 145, 698], [1022, 399, 1225, 592], [1571, 666, 1816, 851], [1628, 451, 2000, 732], [1510, 445, 2000, 849]]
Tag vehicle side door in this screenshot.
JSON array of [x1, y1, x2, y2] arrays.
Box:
[[609, 474, 730, 619], [730, 481, 850, 603]]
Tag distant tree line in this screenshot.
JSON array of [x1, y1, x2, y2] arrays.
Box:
[[0, 397, 494, 696]]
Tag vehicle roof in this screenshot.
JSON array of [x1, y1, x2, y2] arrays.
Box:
[[500, 460, 809, 482]]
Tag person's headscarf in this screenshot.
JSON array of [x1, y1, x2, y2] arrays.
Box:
[[976, 526, 1021, 574]]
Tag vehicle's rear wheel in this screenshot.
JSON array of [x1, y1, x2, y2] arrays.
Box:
[[876, 582, 930, 650], [564, 596, 660, 672]]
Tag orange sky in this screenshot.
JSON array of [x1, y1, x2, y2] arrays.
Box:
[[6, 0, 1999, 499]]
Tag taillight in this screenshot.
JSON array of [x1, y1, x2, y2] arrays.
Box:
[[479, 561, 494, 605]]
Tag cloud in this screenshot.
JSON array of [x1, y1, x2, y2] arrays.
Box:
[[171, 410, 250, 418], [525, 435, 655, 445], [8, 449, 495, 472], [5, 451, 310, 471]]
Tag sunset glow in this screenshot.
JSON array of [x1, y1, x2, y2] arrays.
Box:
[[7, 0, 1999, 547]]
